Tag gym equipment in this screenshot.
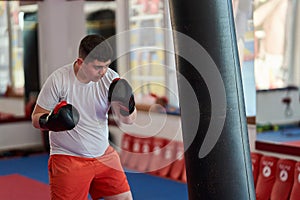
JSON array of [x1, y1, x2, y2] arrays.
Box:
[[108, 78, 135, 116], [39, 101, 80, 132], [169, 0, 255, 199]]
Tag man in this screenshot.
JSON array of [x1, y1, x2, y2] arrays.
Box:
[[32, 34, 136, 200]]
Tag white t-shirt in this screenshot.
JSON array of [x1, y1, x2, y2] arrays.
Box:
[[37, 63, 119, 158]]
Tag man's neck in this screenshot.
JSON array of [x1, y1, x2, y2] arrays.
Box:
[[73, 61, 89, 84]]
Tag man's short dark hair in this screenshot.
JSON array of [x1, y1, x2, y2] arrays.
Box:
[[79, 34, 113, 62]]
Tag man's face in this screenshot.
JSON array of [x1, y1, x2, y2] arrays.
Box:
[[79, 58, 111, 82]]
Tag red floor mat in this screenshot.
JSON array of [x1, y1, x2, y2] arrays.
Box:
[[0, 174, 50, 200], [284, 140, 300, 146]]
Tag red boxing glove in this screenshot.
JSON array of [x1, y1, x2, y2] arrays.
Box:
[[39, 101, 80, 132]]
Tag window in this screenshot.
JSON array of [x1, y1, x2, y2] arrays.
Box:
[[254, 0, 293, 89], [0, 1, 24, 96], [118, 0, 179, 108]]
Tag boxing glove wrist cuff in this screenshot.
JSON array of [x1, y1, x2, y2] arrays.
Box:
[[119, 94, 135, 116], [128, 94, 135, 114], [39, 113, 49, 129]]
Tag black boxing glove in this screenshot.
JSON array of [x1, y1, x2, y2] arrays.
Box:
[[39, 101, 80, 132], [108, 78, 135, 116]]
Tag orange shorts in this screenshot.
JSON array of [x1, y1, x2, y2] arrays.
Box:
[[48, 146, 130, 200]]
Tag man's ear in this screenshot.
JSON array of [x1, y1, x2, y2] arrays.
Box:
[[77, 58, 84, 65]]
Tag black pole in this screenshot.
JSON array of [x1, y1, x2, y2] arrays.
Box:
[[169, 0, 255, 199]]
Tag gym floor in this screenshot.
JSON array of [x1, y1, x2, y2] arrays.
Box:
[[0, 153, 188, 200], [256, 127, 300, 157]]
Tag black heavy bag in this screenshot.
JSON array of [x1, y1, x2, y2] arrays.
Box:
[[23, 12, 40, 103], [169, 1, 255, 199], [86, 9, 117, 72]]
